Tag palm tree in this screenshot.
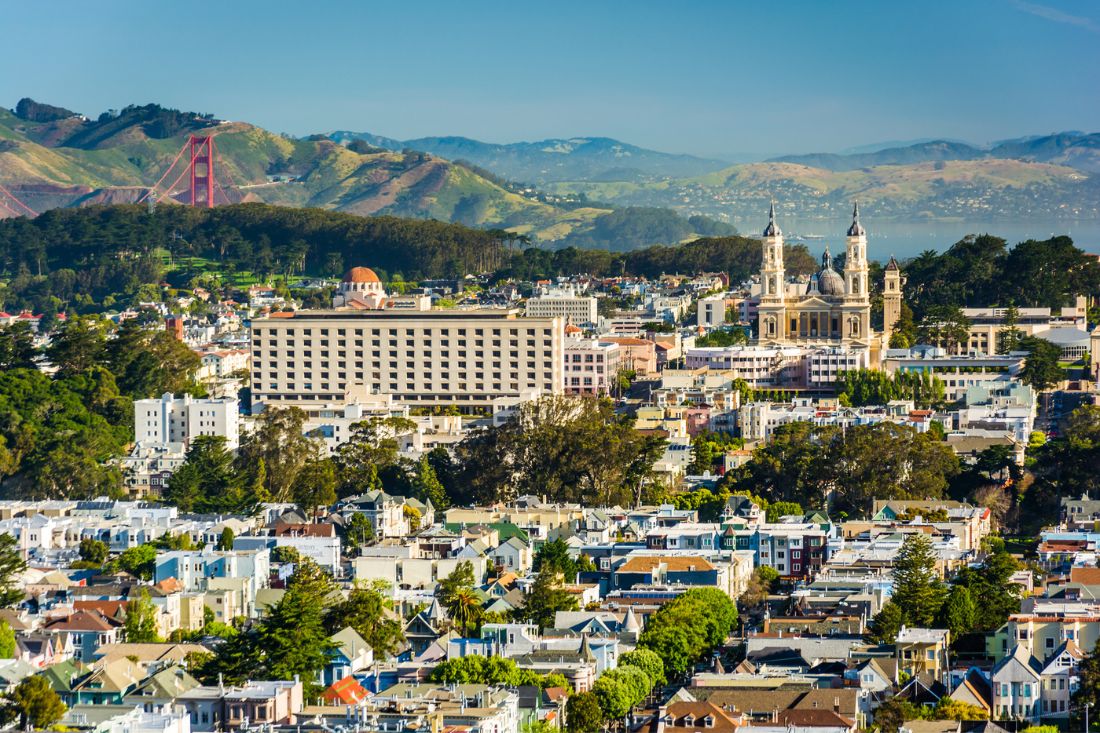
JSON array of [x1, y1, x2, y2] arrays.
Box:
[[446, 588, 484, 637]]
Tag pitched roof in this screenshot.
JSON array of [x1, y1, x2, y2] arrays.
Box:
[[323, 675, 370, 705], [1070, 567, 1100, 585], [653, 701, 740, 733], [44, 609, 119, 632], [776, 709, 855, 728]]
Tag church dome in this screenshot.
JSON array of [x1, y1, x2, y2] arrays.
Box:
[[342, 266, 381, 284], [817, 246, 845, 296]]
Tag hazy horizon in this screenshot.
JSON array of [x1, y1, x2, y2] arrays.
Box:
[[3, 1, 1099, 156]]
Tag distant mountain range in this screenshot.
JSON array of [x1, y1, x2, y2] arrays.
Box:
[[328, 131, 730, 183], [771, 133, 1100, 173]]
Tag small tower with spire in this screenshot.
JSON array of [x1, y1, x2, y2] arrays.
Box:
[[883, 255, 904, 345], [757, 202, 787, 343], [844, 202, 869, 297]]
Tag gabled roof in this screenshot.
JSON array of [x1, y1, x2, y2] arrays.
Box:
[[323, 675, 370, 705], [40, 659, 88, 693], [992, 643, 1042, 679], [44, 609, 119, 633], [1041, 639, 1086, 673], [949, 667, 992, 712], [127, 666, 199, 699], [330, 626, 371, 661]]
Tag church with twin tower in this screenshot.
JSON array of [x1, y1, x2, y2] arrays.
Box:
[[756, 203, 902, 353]]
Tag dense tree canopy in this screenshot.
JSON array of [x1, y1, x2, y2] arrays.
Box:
[[638, 587, 737, 678], [726, 421, 959, 515], [901, 234, 1100, 319], [446, 395, 666, 507]]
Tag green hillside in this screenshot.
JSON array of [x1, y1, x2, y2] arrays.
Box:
[[0, 102, 616, 243]]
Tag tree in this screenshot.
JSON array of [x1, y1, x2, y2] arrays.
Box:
[[534, 538, 578, 582], [725, 422, 836, 507], [446, 588, 484, 637], [639, 587, 737, 679], [79, 537, 109, 565], [516, 567, 579, 631], [124, 589, 163, 643], [256, 559, 338, 689], [618, 648, 666, 688], [951, 550, 1021, 632], [739, 565, 779, 624], [937, 586, 976, 641], [1073, 645, 1100, 731], [917, 305, 971, 351], [452, 395, 664, 508], [890, 534, 946, 627], [237, 407, 322, 503], [291, 458, 337, 517], [5, 675, 66, 729], [114, 544, 157, 580], [0, 323, 38, 370], [592, 674, 633, 722], [872, 699, 925, 732], [437, 561, 477, 610], [105, 319, 202, 398], [331, 417, 415, 497], [411, 456, 448, 510], [998, 304, 1024, 354], [828, 423, 959, 514], [0, 535, 27, 608], [325, 580, 405, 659], [566, 692, 603, 733], [166, 436, 256, 514], [216, 527, 235, 552], [344, 513, 374, 554], [0, 620, 14, 658], [930, 698, 988, 721], [869, 601, 904, 644], [1018, 335, 1066, 391], [765, 501, 803, 522], [46, 315, 107, 376]]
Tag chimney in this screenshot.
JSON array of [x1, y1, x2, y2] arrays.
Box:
[[833, 697, 840, 713]]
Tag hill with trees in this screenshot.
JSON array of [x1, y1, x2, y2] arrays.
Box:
[[0, 99, 731, 250], [0, 204, 816, 315]]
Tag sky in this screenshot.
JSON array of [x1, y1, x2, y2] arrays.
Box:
[[4, 1, 1099, 156]]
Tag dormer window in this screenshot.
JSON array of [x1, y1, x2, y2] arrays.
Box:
[[703, 716, 714, 728], [682, 715, 695, 727]]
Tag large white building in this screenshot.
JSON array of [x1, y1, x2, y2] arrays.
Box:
[[250, 267, 565, 412], [563, 337, 621, 395], [134, 393, 240, 451], [525, 285, 598, 325]]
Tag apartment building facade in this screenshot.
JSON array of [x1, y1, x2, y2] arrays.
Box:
[[250, 309, 564, 412]]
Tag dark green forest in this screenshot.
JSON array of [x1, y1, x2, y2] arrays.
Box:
[[0, 205, 1095, 319], [900, 233, 1100, 316], [0, 204, 817, 314]]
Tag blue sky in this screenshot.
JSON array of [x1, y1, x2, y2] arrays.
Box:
[[4, 0, 1098, 155]]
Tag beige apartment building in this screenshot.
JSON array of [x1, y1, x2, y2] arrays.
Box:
[[250, 308, 564, 412]]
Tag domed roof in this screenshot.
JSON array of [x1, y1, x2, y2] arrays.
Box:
[[817, 246, 845, 296], [762, 202, 782, 237], [846, 202, 865, 237], [343, 267, 381, 284]]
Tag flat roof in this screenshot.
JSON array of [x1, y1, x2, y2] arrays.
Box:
[[253, 309, 542, 322]]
